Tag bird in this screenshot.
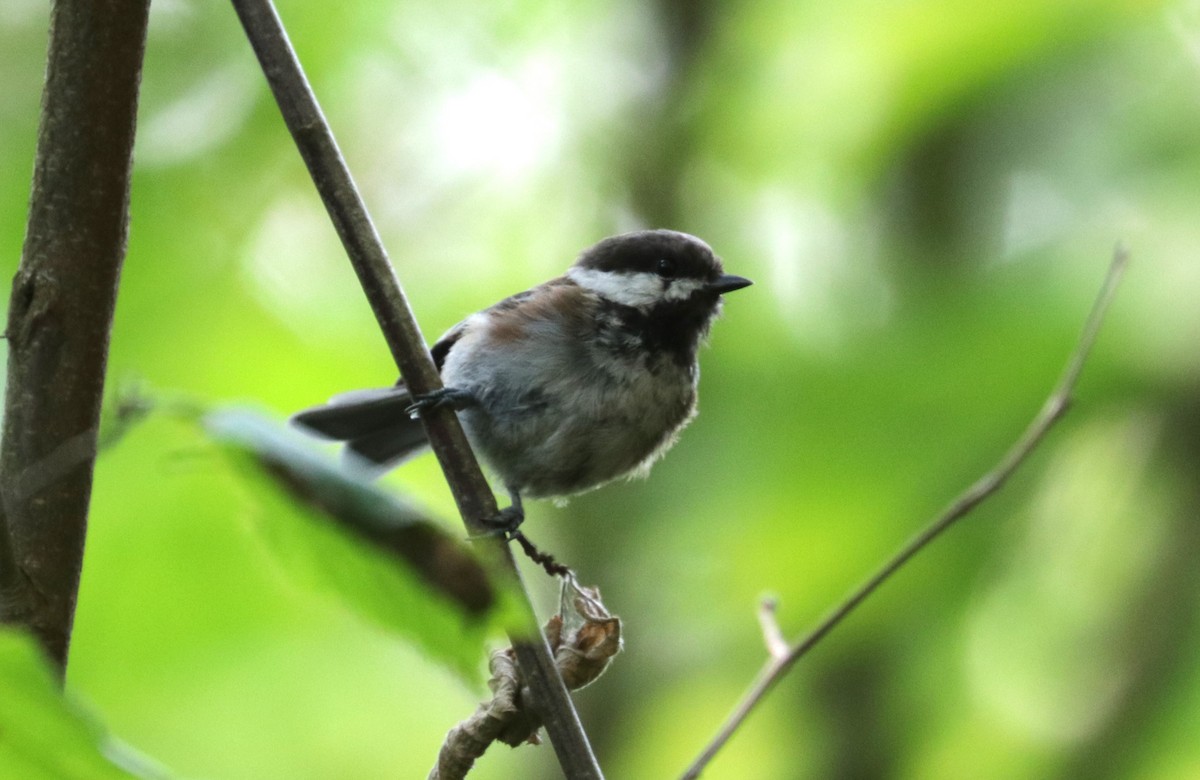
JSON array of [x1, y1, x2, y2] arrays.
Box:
[[292, 229, 751, 531]]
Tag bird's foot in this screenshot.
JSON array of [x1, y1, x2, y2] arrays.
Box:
[[405, 387, 478, 418], [465, 492, 525, 538], [465, 493, 569, 577], [466, 506, 525, 539]]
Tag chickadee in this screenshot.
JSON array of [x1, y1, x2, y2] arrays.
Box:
[[292, 229, 751, 529]]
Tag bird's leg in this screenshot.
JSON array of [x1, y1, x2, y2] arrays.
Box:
[[456, 483, 569, 577], [493, 490, 570, 577], [404, 386, 479, 418], [490, 489, 525, 533], [412, 390, 523, 537]]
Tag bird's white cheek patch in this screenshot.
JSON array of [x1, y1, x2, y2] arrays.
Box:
[[568, 268, 710, 307], [663, 278, 706, 301], [567, 268, 663, 308]]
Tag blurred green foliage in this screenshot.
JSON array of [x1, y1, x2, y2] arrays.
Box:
[[0, 629, 172, 779], [203, 408, 515, 683], [3, 0, 1199, 777]]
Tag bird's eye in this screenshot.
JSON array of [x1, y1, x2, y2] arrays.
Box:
[[655, 257, 677, 278]]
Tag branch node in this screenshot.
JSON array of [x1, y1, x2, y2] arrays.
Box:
[[679, 247, 1129, 779], [430, 580, 621, 780], [757, 596, 788, 661]]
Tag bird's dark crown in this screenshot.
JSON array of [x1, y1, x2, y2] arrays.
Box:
[[574, 229, 724, 282]]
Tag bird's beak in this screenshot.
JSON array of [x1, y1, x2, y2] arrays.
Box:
[[708, 274, 753, 295]]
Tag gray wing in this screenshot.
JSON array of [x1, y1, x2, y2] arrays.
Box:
[[430, 320, 467, 371], [427, 278, 567, 369]]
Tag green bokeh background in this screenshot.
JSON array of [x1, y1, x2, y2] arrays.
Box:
[[3, 0, 1199, 777]]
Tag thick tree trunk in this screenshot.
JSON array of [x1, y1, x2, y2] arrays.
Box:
[[0, 0, 151, 676]]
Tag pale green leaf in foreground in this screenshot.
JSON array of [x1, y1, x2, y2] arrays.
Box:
[[203, 408, 518, 684], [0, 629, 173, 780]]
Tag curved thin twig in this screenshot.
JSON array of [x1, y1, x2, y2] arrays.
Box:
[[680, 247, 1129, 779]]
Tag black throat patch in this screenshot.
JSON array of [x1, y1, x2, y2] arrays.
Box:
[[594, 294, 718, 370]]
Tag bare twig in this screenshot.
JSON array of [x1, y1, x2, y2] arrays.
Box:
[[229, 2, 602, 776], [0, 0, 151, 675], [509, 530, 572, 578], [680, 247, 1129, 779]]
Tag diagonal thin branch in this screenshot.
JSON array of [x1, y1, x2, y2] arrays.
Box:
[[228, 2, 602, 777], [680, 246, 1129, 779]]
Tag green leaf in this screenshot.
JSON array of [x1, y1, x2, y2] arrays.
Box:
[[202, 408, 513, 684], [0, 629, 173, 779]]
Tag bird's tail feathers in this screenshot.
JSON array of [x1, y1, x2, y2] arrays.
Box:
[[291, 385, 430, 473]]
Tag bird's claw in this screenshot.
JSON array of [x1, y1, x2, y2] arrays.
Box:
[[483, 503, 526, 536], [462, 493, 526, 541], [405, 387, 478, 419], [462, 495, 569, 577]]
